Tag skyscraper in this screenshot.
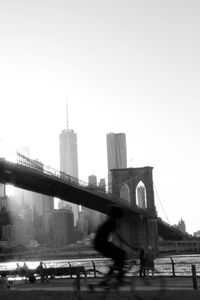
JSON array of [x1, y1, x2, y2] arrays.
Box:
[[31, 159, 54, 215], [15, 146, 33, 211], [0, 184, 7, 210], [51, 208, 74, 246], [59, 129, 79, 179], [106, 132, 127, 171], [59, 102, 79, 223], [88, 175, 97, 187], [15, 153, 54, 216], [0, 184, 5, 198]]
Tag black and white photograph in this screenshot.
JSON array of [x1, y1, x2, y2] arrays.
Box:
[[0, 1, 200, 299]]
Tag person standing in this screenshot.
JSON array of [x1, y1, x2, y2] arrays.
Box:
[[145, 246, 155, 279], [36, 262, 45, 283], [139, 248, 146, 277], [0, 273, 10, 290]]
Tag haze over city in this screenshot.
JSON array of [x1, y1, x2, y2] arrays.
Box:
[[0, 0, 200, 235]]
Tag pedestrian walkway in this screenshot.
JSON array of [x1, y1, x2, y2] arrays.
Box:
[[1, 277, 200, 300], [8, 276, 199, 291]]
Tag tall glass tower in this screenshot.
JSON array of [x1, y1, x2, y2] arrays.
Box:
[[59, 128, 79, 223], [59, 129, 78, 179], [106, 132, 127, 171]]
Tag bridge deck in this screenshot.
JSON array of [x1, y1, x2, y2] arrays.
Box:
[[0, 158, 143, 216]]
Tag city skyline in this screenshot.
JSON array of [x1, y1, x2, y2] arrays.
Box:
[[0, 0, 200, 234]]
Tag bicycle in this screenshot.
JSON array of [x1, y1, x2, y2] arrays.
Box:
[[73, 258, 167, 300]]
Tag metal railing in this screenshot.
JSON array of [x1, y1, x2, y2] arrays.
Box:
[[2, 256, 200, 279], [3, 152, 149, 215]]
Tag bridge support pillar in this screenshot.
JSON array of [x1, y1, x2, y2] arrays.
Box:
[[118, 216, 137, 253], [146, 216, 159, 256], [109, 167, 159, 256], [118, 214, 159, 256]]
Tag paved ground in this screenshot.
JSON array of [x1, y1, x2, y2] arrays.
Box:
[[1, 277, 199, 300], [9, 276, 198, 291]]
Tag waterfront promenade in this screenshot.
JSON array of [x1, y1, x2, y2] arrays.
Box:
[[1, 277, 200, 299]]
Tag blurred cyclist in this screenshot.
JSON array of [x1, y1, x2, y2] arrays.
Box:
[[93, 205, 132, 284]]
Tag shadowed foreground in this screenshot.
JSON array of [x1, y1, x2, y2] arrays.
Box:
[[1, 277, 200, 299], [1, 290, 200, 300]]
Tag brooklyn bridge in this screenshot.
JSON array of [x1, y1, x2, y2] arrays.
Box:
[[0, 152, 195, 256]]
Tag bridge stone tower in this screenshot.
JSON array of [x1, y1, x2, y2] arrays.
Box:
[[110, 167, 159, 255]]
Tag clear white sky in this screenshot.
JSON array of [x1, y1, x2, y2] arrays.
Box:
[[0, 0, 200, 234]]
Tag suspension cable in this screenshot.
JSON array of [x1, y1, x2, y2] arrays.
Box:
[[153, 182, 171, 224]]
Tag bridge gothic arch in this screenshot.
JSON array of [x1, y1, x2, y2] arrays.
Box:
[[110, 167, 156, 215], [109, 167, 158, 254]]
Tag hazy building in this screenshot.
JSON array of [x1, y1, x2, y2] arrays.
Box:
[[2, 225, 13, 241], [33, 208, 54, 245], [0, 184, 6, 198], [6, 195, 19, 215], [14, 188, 33, 212], [177, 219, 186, 233], [58, 202, 73, 211], [98, 178, 106, 192], [107, 133, 127, 192], [88, 175, 97, 186], [59, 129, 79, 178], [136, 186, 146, 208], [59, 129, 79, 223], [42, 210, 54, 244], [51, 209, 74, 246], [193, 230, 200, 238], [11, 207, 34, 245], [78, 175, 106, 238], [30, 160, 54, 215], [13, 222, 34, 245], [88, 176, 106, 192], [76, 210, 88, 240], [106, 133, 127, 171], [32, 192, 54, 216], [15, 146, 34, 211], [0, 184, 8, 210], [15, 152, 54, 244]]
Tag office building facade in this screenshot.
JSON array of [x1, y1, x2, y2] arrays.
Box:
[[0, 184, 5, 198], [106, 133, 127, 171], [59, 129, 79, 179], [0, 184, 8, 210], [88, 175, 97, 187], [59, 129, 79, 223], [51, 209, 74, 246], [107, 133, 127, 192]]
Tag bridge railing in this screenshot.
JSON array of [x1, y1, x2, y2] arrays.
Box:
[[15, 152, 146, 214], [73, 256, 200, 278]]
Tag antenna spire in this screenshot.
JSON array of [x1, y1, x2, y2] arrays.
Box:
[[66, 99, 69, 131]]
